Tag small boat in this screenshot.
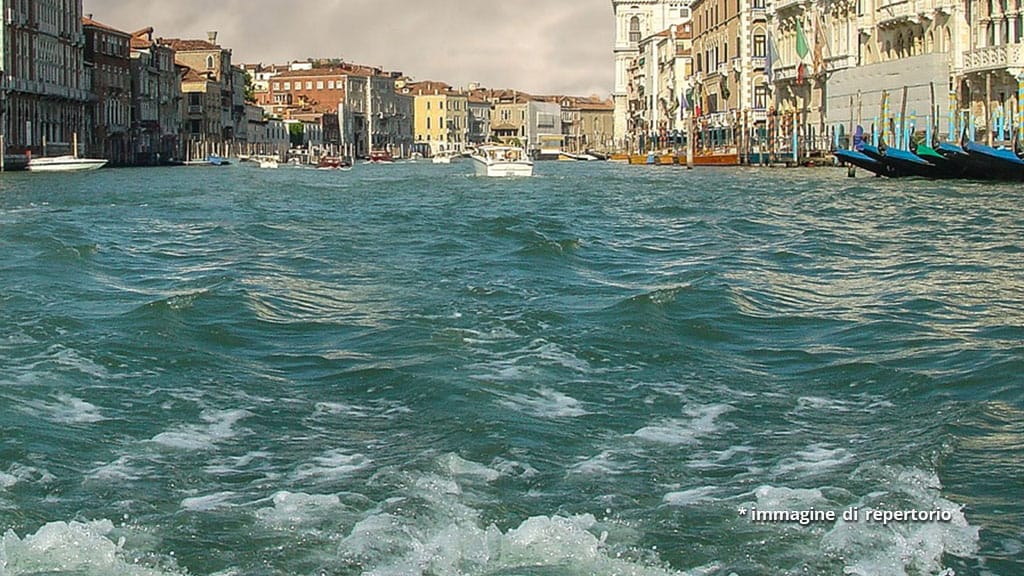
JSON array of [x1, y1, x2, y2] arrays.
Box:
[[557, 152, 598, 161], [431, 151, 461, 164], [833, 148, 891, 177], [317, 156, 352, 170], [184, 155, 231, 167], [962, 140, 1024, 181], [366, 150, 394, 164], [469, 145, 534, 177], [27, 155, 107, 172], [912, 143, 967, 179], [858, 144, 905, 177], [254, 155, 279, 169], [27, 133, 107, 172], [691, 149, 741, 166], [880, 145, 942, 178]]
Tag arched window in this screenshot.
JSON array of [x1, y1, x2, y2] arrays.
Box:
[[206, 55, 215, 69], [629, 16, 641, 43]]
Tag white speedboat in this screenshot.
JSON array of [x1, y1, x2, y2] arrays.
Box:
[[469, 146, 533, 177], [432, 150, 461, 164], [27, 155, 107, 172], [253, 155, 279, 169]]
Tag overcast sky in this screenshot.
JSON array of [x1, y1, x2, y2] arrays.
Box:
[[83, 0, 614, 97]]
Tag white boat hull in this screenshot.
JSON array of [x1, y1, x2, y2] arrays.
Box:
[[471, 158, 534, 177], [27, 156, 107, 172], [470, 146, 534, 177]]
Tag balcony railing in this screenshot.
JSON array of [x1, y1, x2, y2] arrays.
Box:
[[772, 63, 798, 81], [963, 44, 1024, 72], [751, 56, 767, 70], [774, 0, 806, 12], [876, 0, 917, 25], [187, 105, 203, 114]]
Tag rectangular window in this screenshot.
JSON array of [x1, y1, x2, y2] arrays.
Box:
[[305, 81, 313, 90], [317, 81, 324, 90], [328, 80, 335, 89], [284, 82, 291, 90], [754, 34, 766, 57], [754, 85, 768, 109]]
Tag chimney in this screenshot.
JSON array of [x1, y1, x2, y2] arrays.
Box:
[[208, 31, 218, 44]]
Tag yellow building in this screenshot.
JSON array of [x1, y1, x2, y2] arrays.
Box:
[[401, 81, 470, 155]]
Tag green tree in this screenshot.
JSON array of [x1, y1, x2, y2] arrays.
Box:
[[289, 122, 304, 148], [244, 71, 257, 104]]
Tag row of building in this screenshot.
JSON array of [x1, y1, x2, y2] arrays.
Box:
[[612, 0, 1024, 154], [0, 1, 615, 166], [247, 62, 615, 158]]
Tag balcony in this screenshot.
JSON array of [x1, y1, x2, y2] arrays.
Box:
[[751, 56, 767, 70], [773, 63, 798, 81], [963, 44, 1024, 73], [774, 0, 806, 12], [876, 0, 921, 27], [187, 104, 203, 114], [751, 6, 767, 20]]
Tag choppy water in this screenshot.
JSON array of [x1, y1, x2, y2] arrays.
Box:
[[0, 161, 1021, 576]]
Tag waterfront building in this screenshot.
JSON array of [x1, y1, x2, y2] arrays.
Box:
[[558, 96, 615, 153], [266, 67, 348, 119], [83, 16, 132, 164], [467, 91, 491, 147], [1, 0, 90, 160], [229, 65, 250, 154], [130, 27, 181, 164], [691, 0, 770, 151], [770, 0, 963, 151], [612, 0, 693, 148], [338, 74, 368, 157], [402, 80, 470, 155], [263, 62, 411, 158], [178, 64, 222, 160], [365, 69, 413, 157], [246, 113, 288, 158], [159, 33, 237, 156], [959, 0, 1022, 144], [483, 90, 562, 155], [626, 22, 693, 151]]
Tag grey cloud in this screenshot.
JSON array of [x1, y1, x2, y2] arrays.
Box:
[[83, 0, 613, 96]]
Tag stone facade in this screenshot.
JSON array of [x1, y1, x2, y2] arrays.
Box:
[[1, 0, 90, 160], [83, 17, 132, 164]]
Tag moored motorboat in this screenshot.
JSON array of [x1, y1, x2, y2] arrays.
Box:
[[366, 150, 394, 164], [317, 156, 352, 170], [27, 155, 107, 172], [250, 154, 279, 169], [469, 145, 533, 177], [27, 133, 107, 172], [431, 151, 461, 164]]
